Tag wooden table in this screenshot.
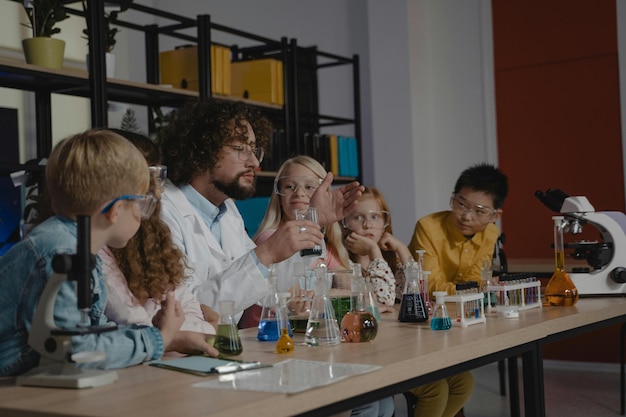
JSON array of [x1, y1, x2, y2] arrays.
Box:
[[1, 297, 625, 417]]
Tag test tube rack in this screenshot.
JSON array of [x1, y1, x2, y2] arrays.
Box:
[[486, 280, 542, 313], [443, 293, 486, 328]]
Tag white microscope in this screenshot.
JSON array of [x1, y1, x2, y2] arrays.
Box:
[[536, 189, 626, 296], [16, 216, 118, 388]]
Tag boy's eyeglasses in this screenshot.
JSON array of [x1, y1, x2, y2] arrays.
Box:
[[101, 194, 158, 219], [224, 143, 264, 163], [342, 210, 390, 230], [450, 193, 497, 224], [274, 176, 323, 197], [149, 165, 167, 190]]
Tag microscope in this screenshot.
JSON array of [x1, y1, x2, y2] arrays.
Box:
[[536, 189, 626, 296], [16, 216, 118, 388]]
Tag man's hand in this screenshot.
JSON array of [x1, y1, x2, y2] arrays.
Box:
[[310, 173, 364, 226], [254, 219, 323, 266]]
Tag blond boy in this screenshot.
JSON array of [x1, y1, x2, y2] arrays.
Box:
[[0, 129, 192, 376]]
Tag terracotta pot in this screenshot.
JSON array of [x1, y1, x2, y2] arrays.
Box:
[[22, 37, 66, 70]]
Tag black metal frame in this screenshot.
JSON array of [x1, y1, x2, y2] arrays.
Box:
[[2, 0, 362, 186]]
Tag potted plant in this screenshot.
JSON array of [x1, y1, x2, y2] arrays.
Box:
[[16, 0, 70, 69], [82, 0, 132, 77]]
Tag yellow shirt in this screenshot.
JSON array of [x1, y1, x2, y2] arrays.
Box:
[[408, 211, 498, 296]]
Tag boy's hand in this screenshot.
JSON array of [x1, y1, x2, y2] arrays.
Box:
[[167, 331, 219, 357], [310, 173, 364, 226], [153, 292, 185, 349]]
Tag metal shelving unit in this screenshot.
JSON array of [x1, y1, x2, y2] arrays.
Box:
[[1, 0, 362, 186]]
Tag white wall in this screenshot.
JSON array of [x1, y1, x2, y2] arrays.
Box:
[[368, 1, 497, 243]]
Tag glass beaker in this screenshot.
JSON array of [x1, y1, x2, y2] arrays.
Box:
[[295, 207, 322, 257], [275, 292, 295, 353], [214, 300, 243, 355], [430, 291, 452, 330], [340, 264, 378, 343], [304, 264, 342, 346], [545, 216, 579, 306]]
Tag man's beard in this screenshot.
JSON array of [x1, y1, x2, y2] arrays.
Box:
[[213, 171, 256, 200]]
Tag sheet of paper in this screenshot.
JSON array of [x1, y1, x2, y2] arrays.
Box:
[[192, 359, 381, 394]]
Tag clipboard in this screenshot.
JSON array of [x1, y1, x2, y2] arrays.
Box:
[[150, 356, 272, 377]]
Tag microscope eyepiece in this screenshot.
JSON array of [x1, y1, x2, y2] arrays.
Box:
[[535, 188, 570, 213]]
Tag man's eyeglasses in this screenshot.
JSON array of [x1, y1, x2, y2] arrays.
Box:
[[101, 194, 158, 219], [149, 165, 167, 190], [225, 143, 264, 163], [274, 176, 323, 197], [450, 193, 497, 224], [342, 210, 390, 231]]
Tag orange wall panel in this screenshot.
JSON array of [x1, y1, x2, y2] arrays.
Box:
[[497, 56, 624, 259]]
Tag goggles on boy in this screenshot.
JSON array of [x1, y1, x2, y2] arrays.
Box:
[[450, 193, 497, 224], [274, 176, 323, 197], [224, 143, 264, 163], [342, 210, 390, 230], [149, 165, 167, 190], [101, 194, 158, 219]]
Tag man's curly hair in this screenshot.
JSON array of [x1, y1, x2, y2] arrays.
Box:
[[157, 99, 273, 185]]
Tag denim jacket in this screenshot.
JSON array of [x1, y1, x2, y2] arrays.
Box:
[[0, 216, 164, 376]]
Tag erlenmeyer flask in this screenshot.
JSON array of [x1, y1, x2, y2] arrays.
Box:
[[430, 291, 451, 330], [275, 292, 295, 353], [340, 263, 378, 343], [415, 250, 431, 315], [258, 264, 293, 341], [545, 216, 579, 306], [214, 300, 243, 355], [304, 264, 341, 346], [398, 259, 428, 322]]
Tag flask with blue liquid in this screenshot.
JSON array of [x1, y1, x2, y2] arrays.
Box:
[[430, 291, 452, 330], [258, 264, 293, 341]]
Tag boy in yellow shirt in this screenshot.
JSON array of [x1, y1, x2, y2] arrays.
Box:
[[406, 162, 508, 417]]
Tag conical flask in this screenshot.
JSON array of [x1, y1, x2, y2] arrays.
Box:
[[415, 250, 431, 314], [340, 263, 378, 342], [275, 292, 295, 353], [398, 259, 428, 322], [304, 264, 341, 346], [214, 300, 243, 355], [545, 216, 579, 306], [258, 264, 293, 341], [430, 291, 451, 330]]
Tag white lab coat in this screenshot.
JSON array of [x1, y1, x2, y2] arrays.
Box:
[[160, 181, 271, 321]]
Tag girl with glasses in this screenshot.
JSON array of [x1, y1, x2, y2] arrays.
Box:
[[341, 186, 412, 310], [99, 130, 219, 357]]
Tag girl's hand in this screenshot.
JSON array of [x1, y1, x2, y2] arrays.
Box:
[[200, 304, 220, 330], [379, 232, 412, 264], [344, 232, 382, 259], [154, 292, 185, 349]]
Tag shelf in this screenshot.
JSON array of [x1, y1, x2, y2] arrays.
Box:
[[0, 57, 287, 109], [0, 0, 360, 189]]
